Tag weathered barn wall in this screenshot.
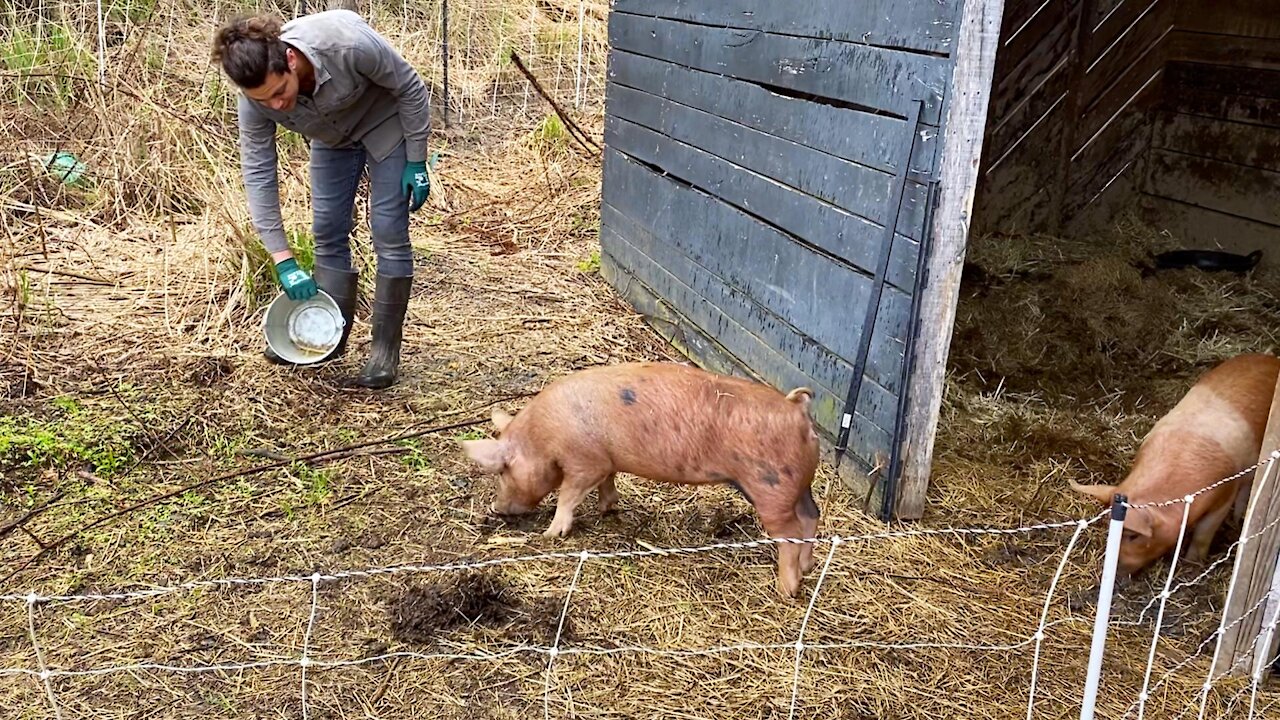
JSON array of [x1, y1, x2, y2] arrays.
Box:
[[972, 0, 1176, 236], [975, 0, 1280, 261], [598, 1, 956, 478], [1140, 1, 1280, 256]]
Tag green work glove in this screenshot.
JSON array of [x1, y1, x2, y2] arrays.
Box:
[[275, 257, 317, 301], [402, 160, 429, 212]]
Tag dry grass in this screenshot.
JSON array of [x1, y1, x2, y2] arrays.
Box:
[[4, 2, 1280, 719]]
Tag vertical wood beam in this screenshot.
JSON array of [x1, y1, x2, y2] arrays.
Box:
[[1213, 373, 1280, 677], [1053, 0, 1094, 232], [896, 0, 1006, 520]]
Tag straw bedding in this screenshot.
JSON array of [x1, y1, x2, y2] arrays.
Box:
[[4, 3, 1280, 718]]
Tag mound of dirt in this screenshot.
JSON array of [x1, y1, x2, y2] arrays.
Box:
[[388, 571, 572, 647]]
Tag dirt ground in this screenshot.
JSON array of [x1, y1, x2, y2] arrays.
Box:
[[5, 16, 1280, 718]]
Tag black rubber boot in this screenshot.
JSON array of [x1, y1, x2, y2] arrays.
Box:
[[355, 274, 413, 389], [312, 264, 359, 362], [264, 265, 359, 365]]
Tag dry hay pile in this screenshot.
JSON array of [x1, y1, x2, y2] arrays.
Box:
[[2, 4, 1280, 718], [937, 215, 1280, 522]]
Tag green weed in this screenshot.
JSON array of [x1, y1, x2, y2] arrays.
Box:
[[106, 0, 158, 24], [576, 249, 600, 273], [0, 397, 143, 477], [530, 113, 567, 150], [398, 439, 432, 472], [278, 127, 308, 157], [17, 268, 31, 310], [292, 463, 333, 506], [455, 428, 488, 442], [237, 224, 317, 307], [1, 25, 94, 106], [287, 227, 316, 272]]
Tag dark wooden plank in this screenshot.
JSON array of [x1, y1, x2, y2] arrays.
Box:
[[604, 196, 910, 400], [1002, 0, 1055, 41], [1140, 194, 1279, 263], [1168, 31, 1280, 71], [1064, 151, 1145, 237], [1165, 88, 1280, 127], [1086, 0, 1161, 66], [989, 2, 1071, 125], [1092, 0, 1126, 26], [606, 82, 930, 241], [600, 225, 897, 458], [606, 115, 920, 292], [1146, 149, 1280, 226], [975, 106, 1067, 234], [607, 12, 951, 125], [1077, 0, 1173, 114], [985, 75, 1069, 175], [1050, 0, 1094, 238], [1073, 44, 1164, 160], [601, 149, 912, 391], [606, 50, 939, 174], [1175, 0, 1280, 40], [601, 214, 904, 436], [610, 0, 957, 55], [996, 0, 1068, 92], [1064, 99, 1150, 219], [600, 253, 882, 494], [599, 252, 763, 388], [1161, 61, 1280, 128], [1164, 62, 1280, 101], [1070, 85, 1153, 183], [1153, 113, 1280, 172]]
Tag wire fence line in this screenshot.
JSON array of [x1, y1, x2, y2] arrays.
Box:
[[2, 447, 1279, 719]]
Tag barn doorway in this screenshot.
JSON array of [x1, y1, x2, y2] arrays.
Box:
[[935, 0, 1280, 589]]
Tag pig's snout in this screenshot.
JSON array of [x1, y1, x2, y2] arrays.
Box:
[[490, 499, 535, 516]]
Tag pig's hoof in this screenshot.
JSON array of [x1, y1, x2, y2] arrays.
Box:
[[542, 523, 571, 538], [777, 577, 802, 599]]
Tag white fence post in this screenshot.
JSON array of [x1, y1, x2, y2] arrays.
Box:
[[1080, 493, 1128, 720]]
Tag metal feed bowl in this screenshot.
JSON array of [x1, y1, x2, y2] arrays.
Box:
[[262, 289, 345, 365]]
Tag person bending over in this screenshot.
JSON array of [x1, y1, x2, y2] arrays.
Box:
[[212, 9, 430, 389]]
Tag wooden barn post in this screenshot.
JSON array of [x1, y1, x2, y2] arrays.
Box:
[[1211, 373, 1280, 678], [895, 0, 1006, 519]]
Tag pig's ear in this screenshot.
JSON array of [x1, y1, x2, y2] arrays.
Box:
[[1069, 480, 1117, 506], [1125, 509, 1155, 539], [491, 409, 514, 434], [461, 438, 508, 474]]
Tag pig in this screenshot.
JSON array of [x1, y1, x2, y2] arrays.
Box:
[[1070, 352, 1280, 578], [459, 361, 822, 598]]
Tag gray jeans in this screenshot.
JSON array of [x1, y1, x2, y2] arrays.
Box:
[[310, 138, 413, 278]]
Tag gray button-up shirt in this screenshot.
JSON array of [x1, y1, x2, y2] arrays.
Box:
[[236, 9, 430, 254]]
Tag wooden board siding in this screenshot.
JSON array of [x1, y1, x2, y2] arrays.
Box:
[[972, 0, 1075, 233], [973, 0, 1175, 236], [609, 0, 958, 55], [1137, 8, 1280, 260], [600, 5, 957, 491], [979, 0, 1280, 250]]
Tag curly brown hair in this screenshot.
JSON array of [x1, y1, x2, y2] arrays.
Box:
[[211, 14, 289, 89]]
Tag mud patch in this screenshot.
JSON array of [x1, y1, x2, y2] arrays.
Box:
[[389, 572, 515, 643], [387, 571, 572, 647]]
